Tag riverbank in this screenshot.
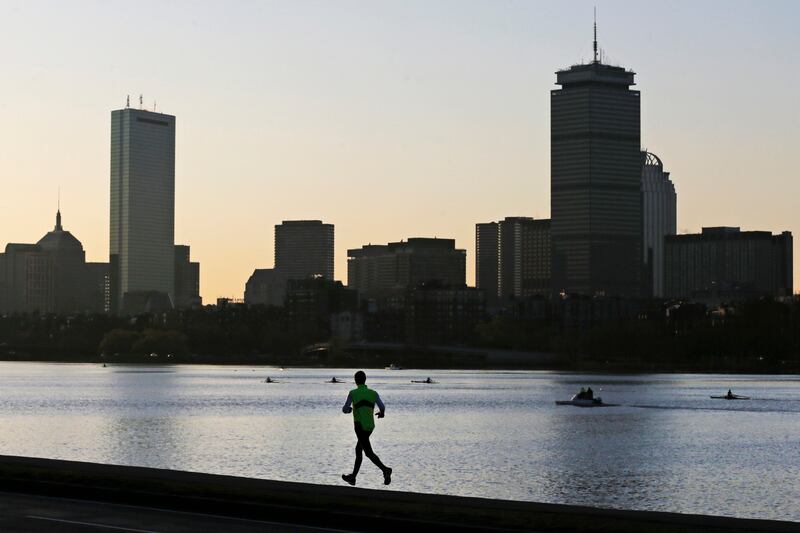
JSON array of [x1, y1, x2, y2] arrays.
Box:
[[0, 455, 795, 532]]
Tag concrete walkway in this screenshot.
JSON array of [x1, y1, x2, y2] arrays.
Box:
[[0, 455, 796, 532]]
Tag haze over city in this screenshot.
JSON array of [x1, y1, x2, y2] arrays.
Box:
[[1, 0, 798, 302]]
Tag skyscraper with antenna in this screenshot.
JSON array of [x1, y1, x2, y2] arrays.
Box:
[[550, 15, 643, 297], [109, 104, 176, 313]]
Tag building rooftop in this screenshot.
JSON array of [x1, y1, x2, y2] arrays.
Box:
[[36, 211, 83, 253]]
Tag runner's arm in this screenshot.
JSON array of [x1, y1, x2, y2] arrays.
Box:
[[342, 392, 353, 414], [375, 393, 385, 418]]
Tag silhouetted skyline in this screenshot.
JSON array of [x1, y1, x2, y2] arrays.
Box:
[[1, 1, 798, 300]]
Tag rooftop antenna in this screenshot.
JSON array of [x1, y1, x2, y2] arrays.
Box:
[[593, 7, 598, 64], [126, 95, 130, 108], [139, 94, 143, 110], [154, 99, 157, 112], [56, 187, 62, 231]]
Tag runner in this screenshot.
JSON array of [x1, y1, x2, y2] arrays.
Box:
[[341, 371, 392, 486]]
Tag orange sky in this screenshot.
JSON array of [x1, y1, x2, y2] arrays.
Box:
[[1, 1, 798, 300]]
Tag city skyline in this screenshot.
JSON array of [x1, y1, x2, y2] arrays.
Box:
[[2, 1, 799, 301]]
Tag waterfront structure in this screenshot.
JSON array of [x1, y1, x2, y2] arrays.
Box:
[[174, 245, 201, 309], [274, 220, 334, 281], [347, 238, 466, 295], [664, 227, 793, 299], [109, 107, 176, 314], [476, 217, 551, 305], [551, 32, 643, 297], [641, 151, 677, 297]]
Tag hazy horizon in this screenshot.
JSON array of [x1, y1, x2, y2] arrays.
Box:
[[2, 0, 798, 301]]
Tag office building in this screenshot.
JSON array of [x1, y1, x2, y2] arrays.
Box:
[[476, 217, 551, 305], [244, 268, 286, 307], [174, 245, 201, 309], [347, 238, 466, 295], [274, 220, 334, 281], [551, 32, 643, 297], [641, 151, 677, 297], [0, 210, 107, 314], [109, 106, 176, 314], [664, 227, 793, 299]]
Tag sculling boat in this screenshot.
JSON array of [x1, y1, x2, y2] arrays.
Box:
[[710, 395, 750, 400], [411, 379, 437, 384]]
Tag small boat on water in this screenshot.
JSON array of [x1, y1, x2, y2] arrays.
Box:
[[710, 394, 750, 400], [411, 378, 437, 384], [264, 377, 278, 384], [555, 394, 615, 407], [326, 377, 344, 384], [385, 363, 403, 370]]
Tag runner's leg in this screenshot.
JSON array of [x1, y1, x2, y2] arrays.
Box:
[[356, 425, 388, 472]]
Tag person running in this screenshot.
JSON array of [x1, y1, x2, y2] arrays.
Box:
[[341, 370, 392, 486]]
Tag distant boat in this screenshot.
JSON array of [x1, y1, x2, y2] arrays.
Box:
[[326, 377, 344, 384], [710, 394, 750, 400], [385, 363, 403, 370], [411, 378, 437, 384], [264, 377, 278, 384], [555, 394, 616, 407]]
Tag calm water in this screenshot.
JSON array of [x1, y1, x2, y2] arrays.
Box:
[[0, 362, 799, 522]]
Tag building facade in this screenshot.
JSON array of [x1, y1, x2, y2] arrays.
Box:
[[664, 227, 793, 299], [476, 217, 551, 305], [641, 151, 677, 297], [244, 268, 286, 307], [347, 238, 466, 295], [551, 56, 643, 297], [0, 211, 107, 314], [274, 220, 334, 281], [173, 245, 201, 309], [110, 107, 176, 314]]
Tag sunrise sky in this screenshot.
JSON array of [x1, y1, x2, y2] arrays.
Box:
[[1, 0, 798, 300]]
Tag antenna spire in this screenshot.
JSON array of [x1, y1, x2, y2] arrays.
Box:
[[593, 7, 598, 64], [55, 188, 62, 231]]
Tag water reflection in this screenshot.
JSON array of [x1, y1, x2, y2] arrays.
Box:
[[0, 363, 799, 521]]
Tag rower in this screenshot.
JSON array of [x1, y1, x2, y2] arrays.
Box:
[[726, 389, 734, 399]]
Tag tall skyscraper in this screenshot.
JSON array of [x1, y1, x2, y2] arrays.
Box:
[[109, 107, 176, 314], [476, 217, 551, 305], [641, 151, 676, 297], [274, 220, 334, 281], [551, 27, 643, 297]]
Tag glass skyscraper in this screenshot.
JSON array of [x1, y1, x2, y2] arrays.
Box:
[[109, 107, 176, 313], [550, 57, 643, 297]]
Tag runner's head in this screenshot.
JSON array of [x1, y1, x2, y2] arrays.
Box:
[[354, 370, 366, 385]]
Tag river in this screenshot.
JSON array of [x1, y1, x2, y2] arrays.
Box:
[[0, 362, 798, 522]]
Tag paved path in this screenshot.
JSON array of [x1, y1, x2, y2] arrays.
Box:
[[0, 491, 355, 533]]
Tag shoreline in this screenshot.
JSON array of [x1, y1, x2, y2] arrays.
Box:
[[0, 455, 796, 531], [0, 357, 799, 375]]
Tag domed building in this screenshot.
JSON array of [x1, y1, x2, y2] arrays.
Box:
[[0, 210, 108, 314], [36, 210, 87, 313]]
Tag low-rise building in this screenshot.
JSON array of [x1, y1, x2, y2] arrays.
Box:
[[664, 227, 793, 300]]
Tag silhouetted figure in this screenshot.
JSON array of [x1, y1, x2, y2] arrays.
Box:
[[425, 377, 432, 384], [577, 387, 586, 399], [726, 389, 734, 399], [341, 370, 392, 486], [586, 387, 594, 399], [265, 377, 273, 383]]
